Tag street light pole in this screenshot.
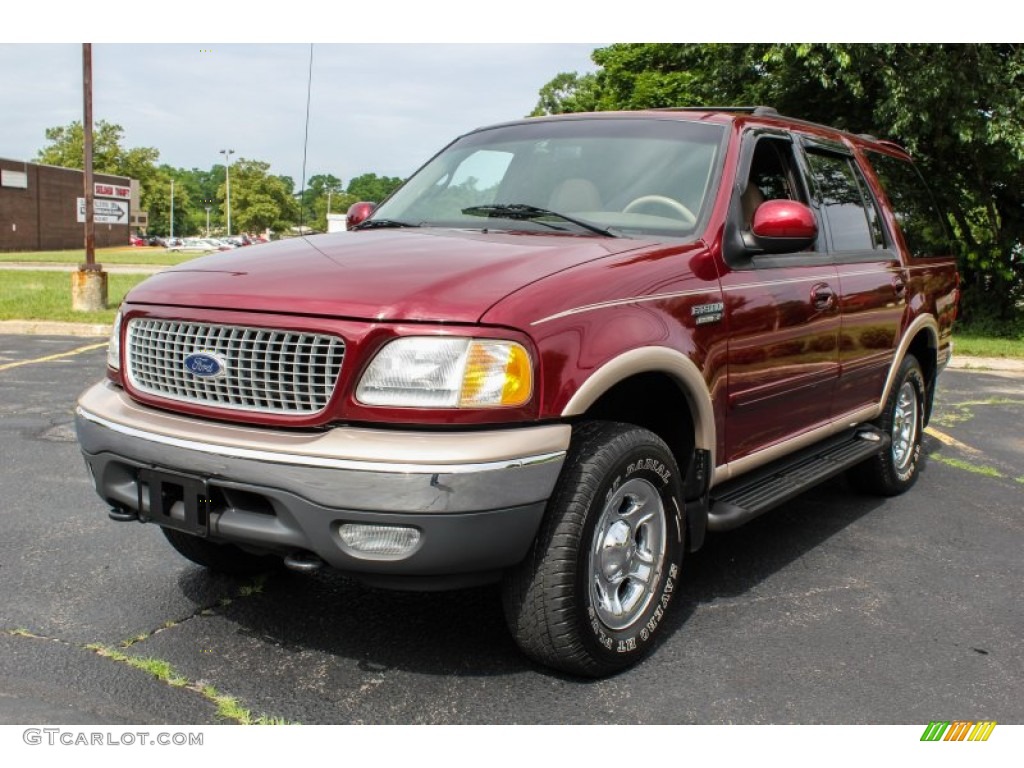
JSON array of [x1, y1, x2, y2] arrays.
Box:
[[219, 148, 235, 236], [169, 178, 175, 240]]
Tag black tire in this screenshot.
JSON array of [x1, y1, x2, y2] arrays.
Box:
[[848, 354, 926, 496], [161, 527, 280, 576], [502, 421, 685, 677]]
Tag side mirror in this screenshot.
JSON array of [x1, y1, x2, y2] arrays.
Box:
[[746, 199, 817, 254], [346, 201, 377, 230]]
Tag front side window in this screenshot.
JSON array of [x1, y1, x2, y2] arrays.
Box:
[[740, 136, 809, 229], [371, 118, 726, 238]]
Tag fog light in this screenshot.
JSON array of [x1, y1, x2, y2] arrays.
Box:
[[337, 523, 421, 558]]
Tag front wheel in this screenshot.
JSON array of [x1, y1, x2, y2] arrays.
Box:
[[502, 422, 685, 677], [848, 354, 925, 496]]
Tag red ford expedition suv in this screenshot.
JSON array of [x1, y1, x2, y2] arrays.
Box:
[[76, 107, 959, 676]]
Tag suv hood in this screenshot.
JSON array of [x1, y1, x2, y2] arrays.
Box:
[[128, 229, 648, 324]]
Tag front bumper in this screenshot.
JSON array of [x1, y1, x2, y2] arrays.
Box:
[[76, 382, 569, 583]]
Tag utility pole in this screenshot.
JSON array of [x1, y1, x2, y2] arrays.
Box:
[[72, 42, 107, 311], [170, 179, 175, 240], [205, 206, 211, 237], [220, 148, 235, 236]]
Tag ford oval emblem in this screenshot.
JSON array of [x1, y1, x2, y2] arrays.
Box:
[[184, 351, 227, 379]]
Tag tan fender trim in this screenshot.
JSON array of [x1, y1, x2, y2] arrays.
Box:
[[561, 347, 716, 454]]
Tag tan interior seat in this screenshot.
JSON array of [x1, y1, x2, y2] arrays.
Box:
[[548, 178, 602, 212], [741, 182, 765, 229]]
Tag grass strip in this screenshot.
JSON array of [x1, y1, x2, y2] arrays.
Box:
[[953, 333, 1024, 359], [0, 247, 197, 267], [85, 642, 295, 725], [0, 271, 149, 323], [930, 454, 1005, 478]]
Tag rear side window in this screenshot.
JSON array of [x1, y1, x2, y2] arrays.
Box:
[[804, 149, 883, 252], [868, 152, 951, 258]]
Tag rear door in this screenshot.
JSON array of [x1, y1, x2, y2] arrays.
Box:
[[798, 140, 906, 418]]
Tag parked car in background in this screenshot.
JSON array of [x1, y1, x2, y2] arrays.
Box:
[[166, 238, 220, 253]]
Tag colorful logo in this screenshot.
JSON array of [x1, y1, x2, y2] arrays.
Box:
[[920, 721, 997, 742]]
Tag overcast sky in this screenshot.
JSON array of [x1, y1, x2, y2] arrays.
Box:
[[0, 43, 602, 187], [2, 4, 996, 189]]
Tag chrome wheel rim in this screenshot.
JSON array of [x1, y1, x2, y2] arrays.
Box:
[[892, 381, 919, 471], [588, 477, 666, 631]]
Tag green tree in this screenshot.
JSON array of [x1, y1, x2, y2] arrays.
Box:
[[346, 173, 404, 204], [534, 44, 1024, 329], [531, 71, 601, 116], [296, 173, 345, 231], [220, 159, 299, 235], [144, 168, 194, 238], [37, 120, 128, 170]]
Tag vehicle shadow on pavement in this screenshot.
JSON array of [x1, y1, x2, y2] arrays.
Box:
[[164, 469, 914, 684]]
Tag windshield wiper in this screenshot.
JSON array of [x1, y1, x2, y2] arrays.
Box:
[[461, 204, 619, 238], [353, 218, 421, 230]]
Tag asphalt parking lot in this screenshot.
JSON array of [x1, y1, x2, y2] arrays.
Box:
[[1, 334, 1021, 725]]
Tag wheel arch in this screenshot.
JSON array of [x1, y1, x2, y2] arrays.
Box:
[[561, 347, 715, 458], [560, 348, 716, 551], [884, 315, 939, 426]]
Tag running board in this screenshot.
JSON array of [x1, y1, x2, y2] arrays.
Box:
[[707, 427, 889, 532]]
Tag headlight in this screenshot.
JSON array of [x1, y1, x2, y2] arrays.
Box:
[[107, 309, 123, 370], [356, 337, 533, 408]]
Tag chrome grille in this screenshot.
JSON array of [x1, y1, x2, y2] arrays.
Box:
[[126, 319, 345, 415]]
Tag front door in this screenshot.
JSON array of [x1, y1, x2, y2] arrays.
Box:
[[722, 132, 841, 463]]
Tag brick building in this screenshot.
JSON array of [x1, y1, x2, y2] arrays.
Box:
[[0, 158, 137, 252]]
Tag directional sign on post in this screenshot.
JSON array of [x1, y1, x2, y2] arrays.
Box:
[[77, 197, 129, 224]]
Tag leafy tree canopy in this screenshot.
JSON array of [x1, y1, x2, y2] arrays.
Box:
[[218, 158, 299, 235], [533, 44, 1024, 328], [347, 173, 404, 204], [37, 120, 159, 176]]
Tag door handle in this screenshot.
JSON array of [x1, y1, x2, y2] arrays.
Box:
[[811, 283, 836, 310]]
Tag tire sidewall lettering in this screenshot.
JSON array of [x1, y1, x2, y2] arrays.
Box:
[[624, 457, 672, 486]]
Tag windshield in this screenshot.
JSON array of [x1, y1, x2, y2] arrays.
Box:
[[372, 118, 725, 238]]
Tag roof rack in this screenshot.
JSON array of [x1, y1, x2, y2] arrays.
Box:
[[648, 106, 906, 150], [653, 106, 780, 116]]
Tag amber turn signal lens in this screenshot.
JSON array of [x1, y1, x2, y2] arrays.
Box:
[[459, 340, 533, 408]]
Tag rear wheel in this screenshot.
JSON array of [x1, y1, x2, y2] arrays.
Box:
[[503, 422, 685, 677], [161, 528, 280, 575], [849, 354, 925, 496]]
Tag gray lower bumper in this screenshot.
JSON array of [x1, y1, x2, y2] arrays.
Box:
[[75, 383, 568, 581]]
